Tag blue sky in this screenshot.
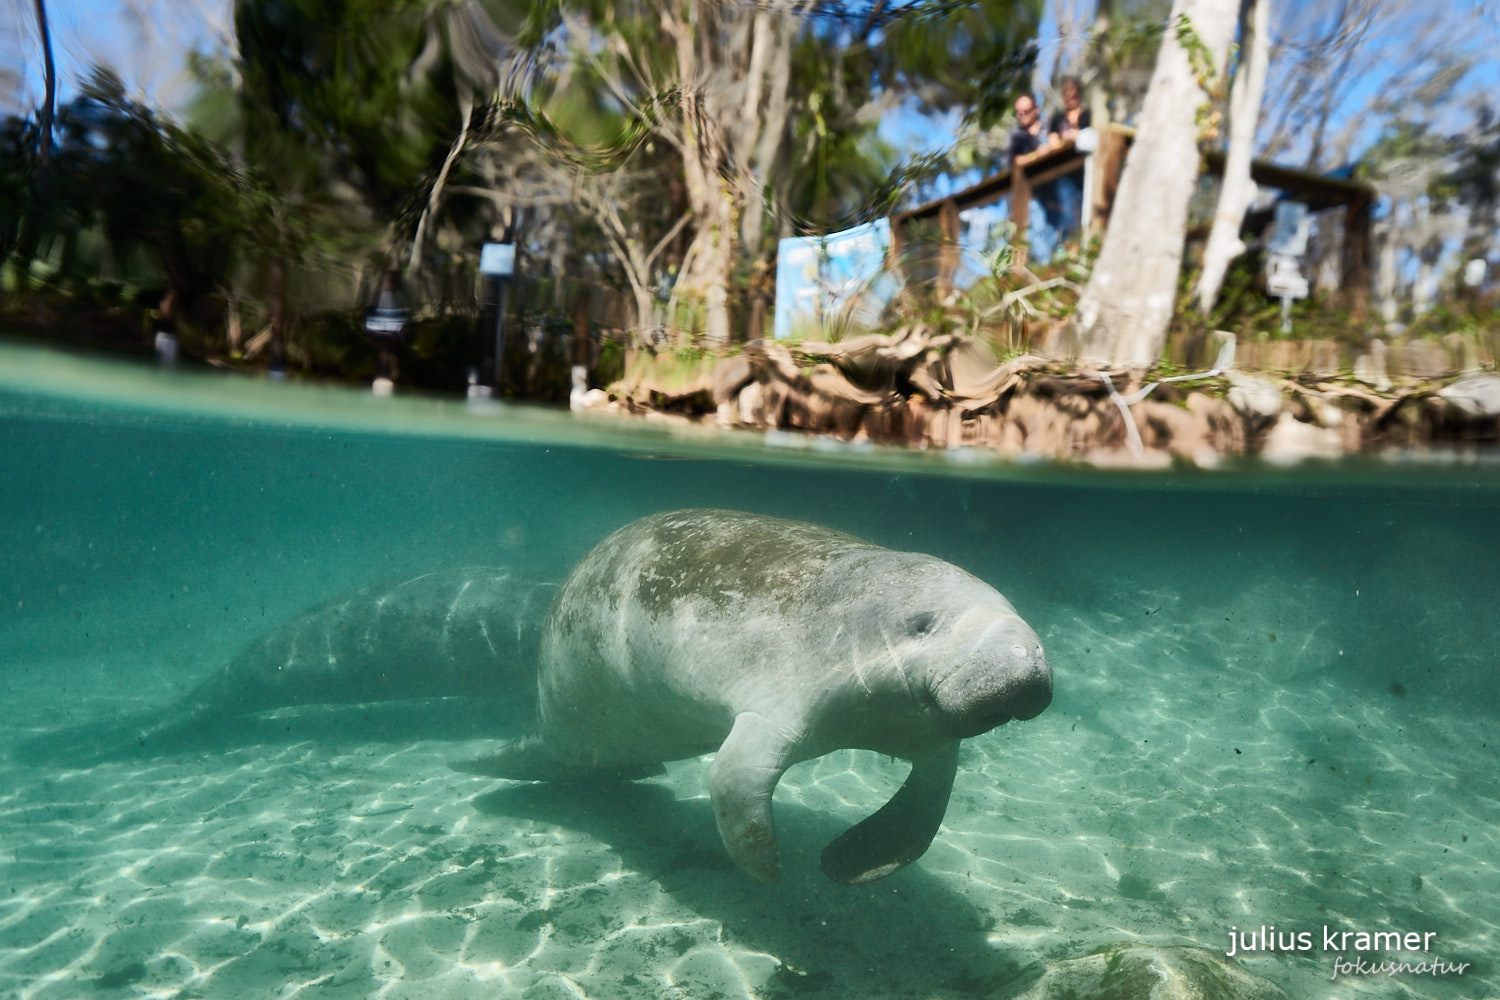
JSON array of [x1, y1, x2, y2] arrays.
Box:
[[3, 0, 233, 113]]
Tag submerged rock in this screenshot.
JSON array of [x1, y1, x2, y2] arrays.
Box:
[[1007, 946, 1288, 1000]]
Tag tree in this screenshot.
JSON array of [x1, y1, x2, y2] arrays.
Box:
[[1258, 1, 1470, 171], [1192, 0, 1269, 314], [192, 0, 488, 368], [31, 0, 54, 191], [3, 0, 58, 286], [494, 0, 1040, 348], [1067, 0, 1237, 366]]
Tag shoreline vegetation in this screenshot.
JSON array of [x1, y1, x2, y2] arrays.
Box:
[[580, 322, 1500, 469], [4, 304, 1499, 471]]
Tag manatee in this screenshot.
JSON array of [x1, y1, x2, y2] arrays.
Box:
[[180, 566, 554, 716], [453, 509, 1051, 884], [17, 567, 554, 763]]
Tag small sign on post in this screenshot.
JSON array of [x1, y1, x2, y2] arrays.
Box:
[[473, 242, 517, 398], [1266, 254, 1309, 299], [1265, 202, 1311, 334], [480, 242, 516, 277]]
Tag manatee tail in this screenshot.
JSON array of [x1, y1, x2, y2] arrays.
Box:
[[450, 733, 665, 782]]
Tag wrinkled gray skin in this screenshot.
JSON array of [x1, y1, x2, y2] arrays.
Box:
[[454, 509, 1051, 884], [184, 567, 554, 716]]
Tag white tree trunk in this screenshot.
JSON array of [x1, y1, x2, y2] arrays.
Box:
[[664, 1, 799, 347], [666, 2, 736, 346], [1375, 222, 1399, 324], [1069, 0, 1239, 367], [1193, 0, 1271, 314]]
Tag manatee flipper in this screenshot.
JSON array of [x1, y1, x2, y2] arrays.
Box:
[[709, 712, 799, 883], [820, 739, 961, 884], [450, 733, 665, 782]]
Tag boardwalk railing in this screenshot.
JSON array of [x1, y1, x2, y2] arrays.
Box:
[[888, 124, 1374, 314]]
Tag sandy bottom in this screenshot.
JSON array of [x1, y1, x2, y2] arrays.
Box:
[[2, 592, 1496, 1000]]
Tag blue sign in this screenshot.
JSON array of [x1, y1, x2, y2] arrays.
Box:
[[773, 220, 892, 339]]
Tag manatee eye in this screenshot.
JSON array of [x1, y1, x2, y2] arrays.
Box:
[[905, 612, 938, 636]]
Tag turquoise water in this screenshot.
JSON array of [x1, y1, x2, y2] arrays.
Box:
[[1, 342, 1497, 999]]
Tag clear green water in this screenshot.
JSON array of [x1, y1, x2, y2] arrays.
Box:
[[1, 342, 1497, 999]]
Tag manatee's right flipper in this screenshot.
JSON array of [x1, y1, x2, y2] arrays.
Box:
[[708, 712, 799, 883], [449, 733, 665, 782], [820, 739, 960, 884]]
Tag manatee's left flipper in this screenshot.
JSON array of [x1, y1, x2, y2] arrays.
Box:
[[450, 733, 665, 782], [709, 712, 800, 883], [821, 739, 961, 884]]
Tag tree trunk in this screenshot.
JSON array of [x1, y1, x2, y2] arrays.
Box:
[[1193, 0, 1270, 314], [408, 90, 472, 276], [268, 256, 288, 373], [667, 3, 735, 347], [1067, 0, 1238, 367], [663, 1, 799, 348], [32, 0, 55, 185], [634, 284, 657, 342], [1089, 0, 1112, 132]]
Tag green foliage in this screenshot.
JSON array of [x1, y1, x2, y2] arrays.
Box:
[[2, 69, 239, 327], [1173, 13, 1228, 140], [231, 0, 461, 224], [596, 335, 626, 385], [873, 0, 1043, 130]]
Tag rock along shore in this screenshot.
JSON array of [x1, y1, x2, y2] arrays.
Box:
[[578, 329, 1500, 469]]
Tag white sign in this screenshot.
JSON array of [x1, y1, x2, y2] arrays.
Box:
[[1272, 200, 1308, 257], [1266, 253, 1309, 299], [1463, 258, 1487, 288], [1269, 201, 1311, 257], [364, 313, 405, 335], [480, 242, 516, 276]]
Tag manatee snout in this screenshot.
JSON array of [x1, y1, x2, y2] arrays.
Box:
[[933, 636, 1051, 739]]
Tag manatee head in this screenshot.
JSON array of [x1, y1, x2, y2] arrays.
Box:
[[925, 606, 1050, 739], [873, 557, 1050, 740], [839, 552, 1051, 743]]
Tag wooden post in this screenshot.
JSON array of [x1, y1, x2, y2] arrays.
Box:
[[1093, 126, 1127, 234], [888, 211, 907, 271], [938, 197, 960, 294], [1342, 193, 1372, 319], [1009, 166, 1031, 273], [572, 282, 592, 367]]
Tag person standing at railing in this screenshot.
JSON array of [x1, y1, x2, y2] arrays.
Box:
[[1047, 77, 1091, 145], [1046, 77, 1091, 244], [1007, 94, 1062, 259], [1007, 94, 1047, 167]]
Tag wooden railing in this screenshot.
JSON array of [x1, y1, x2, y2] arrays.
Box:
[[888, 123, 1373, 314]]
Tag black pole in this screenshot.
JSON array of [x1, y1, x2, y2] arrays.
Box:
[[476, 275, 500, 390], [493, 277, 509, 392], [473, 235, 517, 397]]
